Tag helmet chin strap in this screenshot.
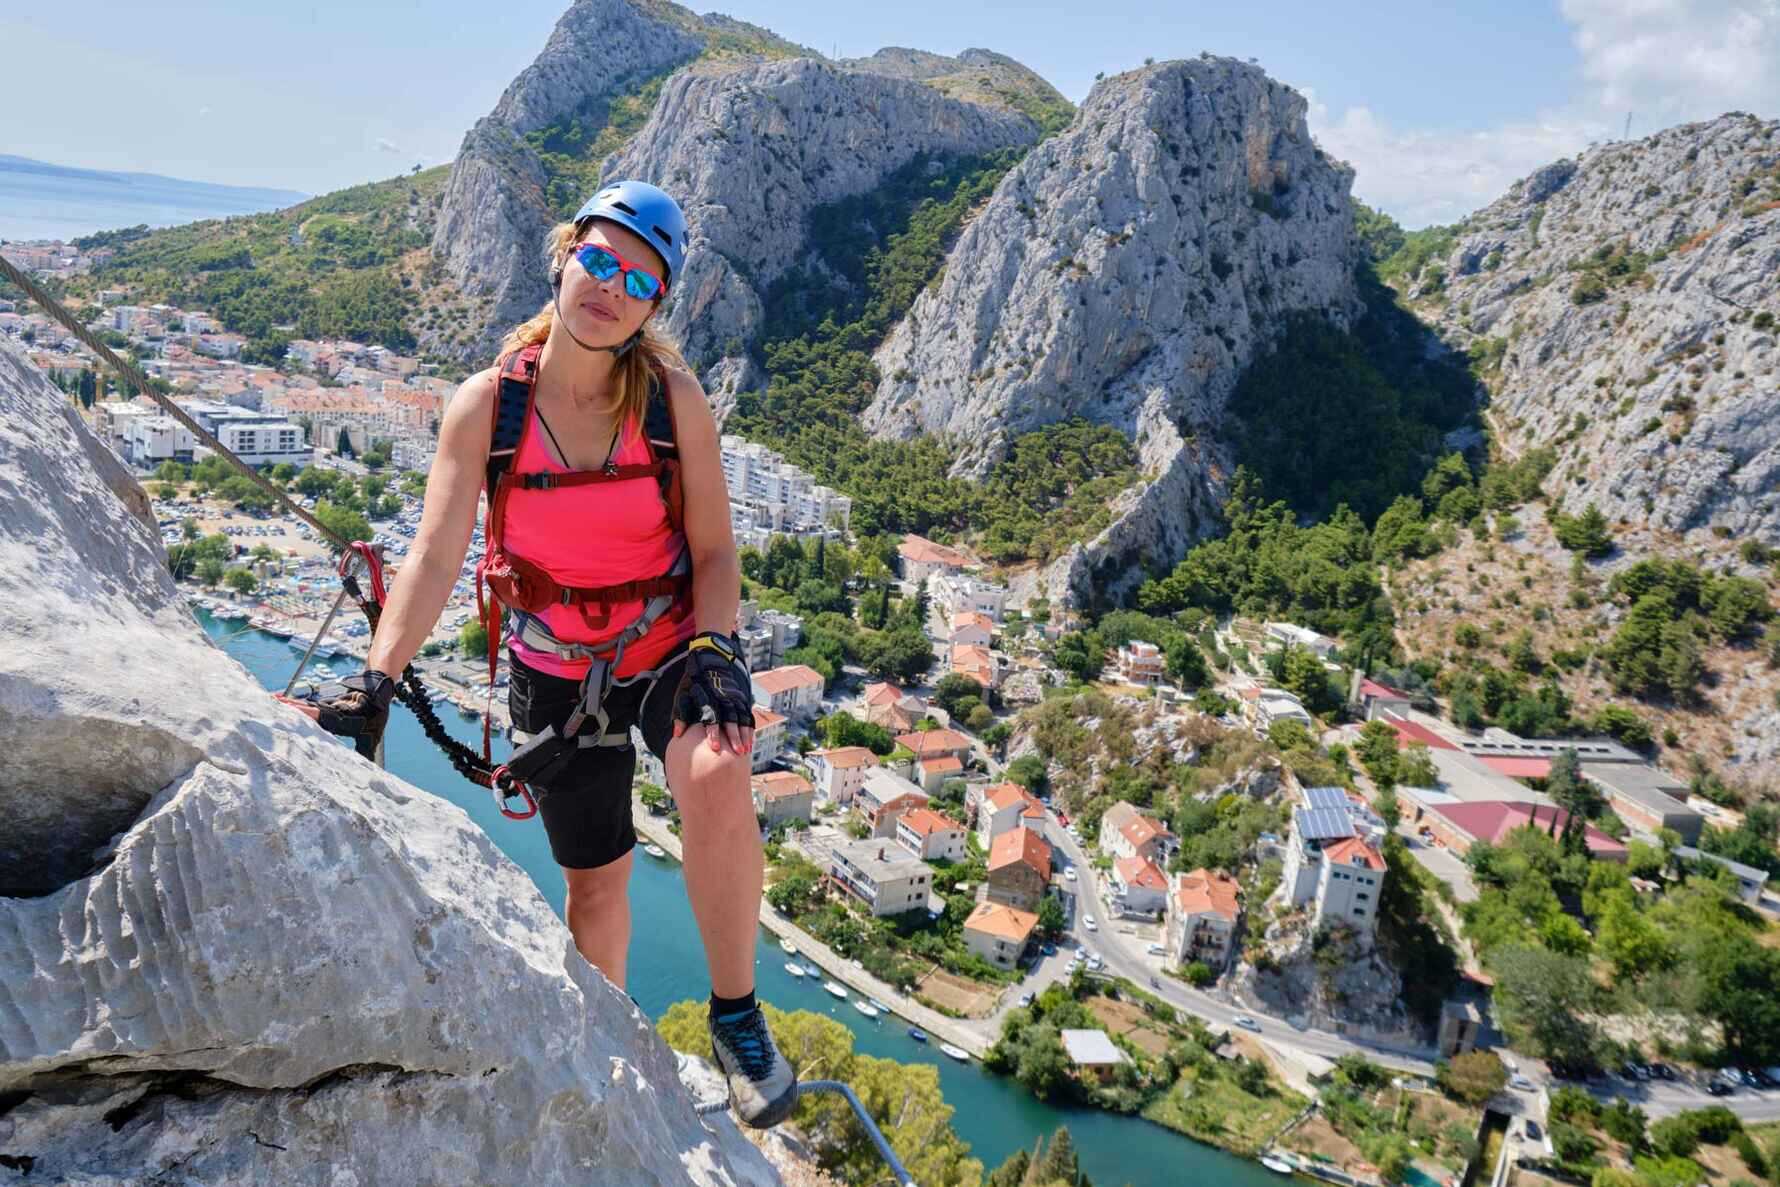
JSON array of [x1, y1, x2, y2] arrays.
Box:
[[553, 285, 643, 357]]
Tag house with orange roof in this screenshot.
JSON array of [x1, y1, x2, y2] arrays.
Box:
[[978, 781, 1046, 844], [1167, 868, 1242, 970], [1099, 801, 1173, 865], [962, 900, 1039, 970], [894, 728, 972, 764], [950, 642, 999, 690], [913, 752, 965, 793], [1110, 855, 1169, 918], [986, 826, 1052, 911], [751, 770, 814, 830], [898, 533, 974, 583], [894, 805, 967, 861], [1311, 836, 1386, 936], [856, 768, 930, 839], [949, 611, 995, 648], [806, 746, 879, 804], [862, 681, 926, 732], [749, 705, 787, 774], [750, 664, 825, 718]]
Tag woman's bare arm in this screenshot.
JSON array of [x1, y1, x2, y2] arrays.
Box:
[[363, 369, 497, 676]]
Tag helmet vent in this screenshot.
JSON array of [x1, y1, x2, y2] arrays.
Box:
[[653, 226, 673, 248], [612, 201, 638, 216]]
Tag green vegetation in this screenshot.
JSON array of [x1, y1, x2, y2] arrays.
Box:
[[985, 1127, 1095, 1187], [1372, 222, 1458, 292], [81, 166, 449, 355], [524, 68, 682, 218], [657, 1002, 984, 1187], [1599, 557, 1771, 704]]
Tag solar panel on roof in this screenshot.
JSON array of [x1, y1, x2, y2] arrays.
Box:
[[1302, 787, 1349, 811], [1295, 808, 1356, 841]]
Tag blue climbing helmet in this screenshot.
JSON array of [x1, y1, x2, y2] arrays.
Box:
[[573, 180, 688, 290]]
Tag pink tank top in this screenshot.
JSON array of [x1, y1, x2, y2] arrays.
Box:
[[502, 406, 695, 679]]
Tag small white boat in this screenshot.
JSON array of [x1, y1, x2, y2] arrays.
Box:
[[824, 981, 847, 1000], [853, 1001, 880, 1019], [780, 938, 798, 955], [1259, 1155, 1295, 1176], [868, 998, 890, 1013], [940, 1044, 970, 1062], [784, 962, 805, 979], [643, 843, 667, 859], [803, 963, 821, 978]]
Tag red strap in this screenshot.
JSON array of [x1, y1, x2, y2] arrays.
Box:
[[501, 461, 666, 487]]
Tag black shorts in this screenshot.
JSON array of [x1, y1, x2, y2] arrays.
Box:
[[506, 644, 688, 870]]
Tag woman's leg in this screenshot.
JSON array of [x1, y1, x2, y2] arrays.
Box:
[[562, 850, 634, 988], [664, 728, 761, 998]]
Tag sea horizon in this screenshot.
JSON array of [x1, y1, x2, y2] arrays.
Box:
[[0, 154, 309, 243]]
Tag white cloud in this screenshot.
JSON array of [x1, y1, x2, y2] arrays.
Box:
[[1308, 0, 1780, 229], [375, 137, 404, 154]]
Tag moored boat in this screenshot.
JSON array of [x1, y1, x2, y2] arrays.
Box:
[[907, 1027, 927, 1043], [784, 962, 805, 979], [853, 1001, 880, 1019], [824, 981, 847, 1000], [643, 843, 667, 859], [940, 1044, 969, 1062], [1259, 1155, 1295, 1176]]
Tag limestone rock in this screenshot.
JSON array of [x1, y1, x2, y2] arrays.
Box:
[[599, 56, 1040, 415], [1419, 112, 1780, 546], [0, 333, 775, 1183], [863, 56, 1363, 604]]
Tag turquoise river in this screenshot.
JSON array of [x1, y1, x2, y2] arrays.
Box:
[[203, 609, 1278, 1187]]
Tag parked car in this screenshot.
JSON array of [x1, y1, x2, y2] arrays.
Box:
[[1706, 1080, 1734, 1096], [1509, 1075, 1536, 1092], [1064, 868, 1077, 881], [1523, 1120, 1542, 1142], [1233, 1015, 1261, 1032], [1146, 942, 1166, 956], [1017, 993, 1034, 1008]]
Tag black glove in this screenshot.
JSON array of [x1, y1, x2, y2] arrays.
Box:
[[307, 669, 397, 760], [675, 632, 753, 732]]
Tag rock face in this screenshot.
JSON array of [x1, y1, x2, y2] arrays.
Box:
[[1420, 112, 1780, 545], [0, 335, 774, 1183], [1234, 915, 1417, 1044], [862, 56, 1363, 604], [601, 55, 1040, 411], [426, 0, 707, 362]]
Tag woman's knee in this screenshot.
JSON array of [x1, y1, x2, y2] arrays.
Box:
[[667, 733, 752, 799], [563, 857, 631, 916]]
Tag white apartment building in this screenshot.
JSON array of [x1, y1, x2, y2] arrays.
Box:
[[736, 600, 804, 670], [805, 746, 879, 804], [198, 418, 309, 467], [719, 435, 851, 548], [1116, 641, 1164, 685], [931, 572, 1008, 621], [122, 414, 197, 465], [1265, 621, 1337, 659], [828, 838, 933, 916], [1281, 787, 1385, 936]]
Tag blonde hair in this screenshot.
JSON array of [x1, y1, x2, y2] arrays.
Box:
[[499, 218, 690, 427]]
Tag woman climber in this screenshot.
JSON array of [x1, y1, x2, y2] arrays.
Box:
[[278, 181, 797, 1128]]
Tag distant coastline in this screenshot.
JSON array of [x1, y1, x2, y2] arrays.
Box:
[[0, 154, 308, 243]]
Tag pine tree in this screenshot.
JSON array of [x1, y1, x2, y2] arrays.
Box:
[[1033, 1127, 1083, 1186]]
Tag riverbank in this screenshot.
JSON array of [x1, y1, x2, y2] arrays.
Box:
[[631, 797, 992, 1058]]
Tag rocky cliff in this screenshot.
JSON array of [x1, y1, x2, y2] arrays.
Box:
[[1415, 113, 1780, 547], [426, 0, 1044, 372], [0, 335, 775, 1182], [602, 55, 1041, 408], [862, 56, 1363, 604]]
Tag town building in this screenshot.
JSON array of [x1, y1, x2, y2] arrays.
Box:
[[894, 728, 972, 766], [805, 746, 878, 804], [1281, 787, 1387, 935], [1311, 837, 1386, 935], [1579, 763, 1704, 843], [931, 573, 1008, 621], [861, 681, 926, 732], [1438, 999, 1485, 1057], [1115, 641, 1165, 685], [752, 771, 814, 830], [897, 534, 973, 585], [962, 901, 1039, 970], [1166, 868, 1242, 970], [949, 611, 995, 648], [1099, 801, 1173, 865], [1354, 677, 1414, 721], [828, 839, 933, 917], [978, 781, 1046, 844], [855, 768, 930, 838], [1265, 621, 1337, 659], [750, 664, 824, 719], [1109, 856, 1169, 919], [913, 752, 965, 793], [986, 826, 1052, 911], [895, 806, 967, 861], [1254, 689, 1314, 733], [949, 643, 998, 690], [718, 435, 851, 549], [736, 601, 804, 670], [1059, 1029, 1129, 1082], [1399, 793, 1629, 862], [749, 706, 788, 773]]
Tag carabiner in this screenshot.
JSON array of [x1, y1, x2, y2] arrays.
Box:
[[489, 765, 538, 820]]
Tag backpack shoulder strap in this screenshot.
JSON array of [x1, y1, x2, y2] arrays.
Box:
[[642, 357, 678, 458], [486, 343, 541, 494]]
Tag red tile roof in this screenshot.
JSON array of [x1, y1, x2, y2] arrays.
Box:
[[1384, 714, 1458, 750], [1358, 677, 1410, 700], [811, 746, 878, 769], [989, 826, 1051, 880], [752, 771, 813, 801], [1478, 755, 1552, 781], [898, 534, 973, 568], [752, 665, 825, 695], [964, 900, 1038, 942], [1174, 868, 1240, 921], [895, 728, 972, 757], [863, 681, 907, 706], [751, 706, 786, 729], [1115, 855, 1168, 892], [1434, 800, 1627, 858], [898, 807, 962, 837], [920, 754, 964, 774], [1322, 836, 1385, 871]]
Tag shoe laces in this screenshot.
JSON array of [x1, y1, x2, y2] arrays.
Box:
[[713, 1008, 776, 1081]]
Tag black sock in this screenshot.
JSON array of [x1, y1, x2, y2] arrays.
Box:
[[710, 990, 757, 1019]]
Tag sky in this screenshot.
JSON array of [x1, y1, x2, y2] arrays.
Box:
[[4, 0, 1777, 227]]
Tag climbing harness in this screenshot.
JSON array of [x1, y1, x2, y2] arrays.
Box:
[[471, 341, 694, 818], [695, 1081, 918, 1187]]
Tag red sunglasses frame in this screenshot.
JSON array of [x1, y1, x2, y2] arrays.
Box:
[[572, 241, 668, 301]]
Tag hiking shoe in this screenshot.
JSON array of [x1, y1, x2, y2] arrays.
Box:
[[708, 1006, 798, 1128]]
